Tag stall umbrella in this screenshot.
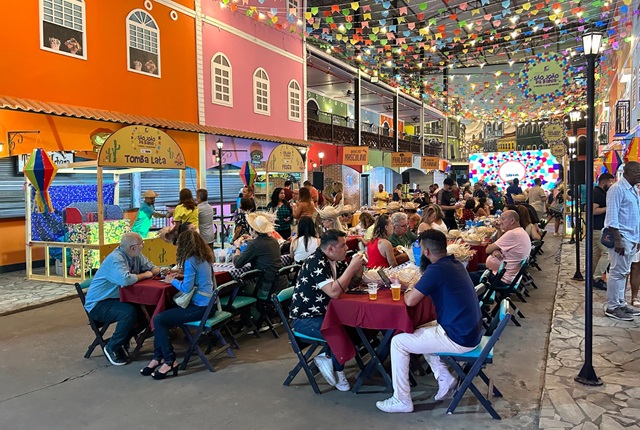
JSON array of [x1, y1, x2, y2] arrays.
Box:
[[24, 148, 58, 213]]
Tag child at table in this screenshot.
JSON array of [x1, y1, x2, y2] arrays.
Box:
[[140, 229, 214, 380]]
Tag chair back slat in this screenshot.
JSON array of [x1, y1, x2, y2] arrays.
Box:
[[271, 292, 297, 341], [217, 280, 240, 311], [238, 269, 263, 297], [74, 283, 87, 305], [277, 286, 295, 302]]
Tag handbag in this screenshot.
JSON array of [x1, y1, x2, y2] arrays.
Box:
[[172, 262, 214, 308], [600, 227, 615, 249]]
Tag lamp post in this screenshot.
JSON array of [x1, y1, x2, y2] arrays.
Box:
[[214, 138, 225, 250], [575, 30, 603, 387], [569, 112, 583, 281], [568, 136, 577, 248], [298, 147, 308, 183], [318, 151, 325, 172]]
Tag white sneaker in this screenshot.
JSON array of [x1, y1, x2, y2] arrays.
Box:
[[335, 371, 351, 392], [434, 374, 458, 401], [313, 355, 337, 386], [376, 396, 414, 413]]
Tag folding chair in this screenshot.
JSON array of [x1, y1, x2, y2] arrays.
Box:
[[271, 287, 328, 394], [435, 298, 512, 420], [180, 284, 236, 373], [225, 269, 264, 338], [475, 261, 506, 330], [254, 264, 301, 338], [488, 261, 527, 326], [528, 240, 543, 272], [75, 278, 113, 359], [219, 276, 260, 339]]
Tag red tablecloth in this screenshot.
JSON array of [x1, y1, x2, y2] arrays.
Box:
[[120, 279, 177, 329], [321, 289, 437, 365], [467, 243, 488, 272], [346, 236, 360, 252]]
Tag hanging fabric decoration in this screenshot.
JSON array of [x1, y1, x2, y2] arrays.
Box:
[[603, 150, 622, 175], [240, 161, 257, 187], [24, 148, 58, 213], [623, 137, 640, 163]]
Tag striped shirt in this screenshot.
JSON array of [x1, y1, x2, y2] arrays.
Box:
[[605, 177, 640, 244]]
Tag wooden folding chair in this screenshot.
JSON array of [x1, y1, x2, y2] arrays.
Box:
[[271, 287, 328, 394], [75, 279, 113, 359], [180, 284, 235, 373], [435, 299, 512, 420]]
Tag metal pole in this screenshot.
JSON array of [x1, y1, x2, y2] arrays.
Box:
[[572, 120, 583, 280], [219, 151, 225, 250], [575, 51, 602, 386]]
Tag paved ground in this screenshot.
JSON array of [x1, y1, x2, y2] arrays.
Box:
[[0, 270, 75, 316], [0, 235, 561, 429]]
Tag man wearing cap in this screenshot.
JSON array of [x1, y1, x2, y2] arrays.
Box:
[[131, 190, 169, 238]]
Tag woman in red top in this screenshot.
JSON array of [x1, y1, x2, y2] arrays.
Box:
[[461, 199, 476, 223], [366, 215, 398, 268]]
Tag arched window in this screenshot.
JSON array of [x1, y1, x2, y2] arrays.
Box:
[[127, 10, 160, 76], [211, 53, 232, 106], [40, 0, 86, 59], [253, 68, 270, 115], [288, 80, 301, 121], [307, 99, 319, 121]]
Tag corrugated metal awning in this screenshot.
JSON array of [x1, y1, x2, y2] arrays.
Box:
[[0, 96, 309, 147]]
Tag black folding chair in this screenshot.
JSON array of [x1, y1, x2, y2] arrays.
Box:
[[180, 284, 236, 373], [219, 276, 260, 339], [75, 278, 113, 359], [528, 240, 543, 272], [488, 261, 527, 326], [271, 287, 328, 394], [435, 299, 512, 420], [255, 264, 301, 338], [227, 269, 263, 338]]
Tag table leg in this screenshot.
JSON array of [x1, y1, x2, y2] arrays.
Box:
[[130, 304, 153, 360], [351, 328, 394, 394]]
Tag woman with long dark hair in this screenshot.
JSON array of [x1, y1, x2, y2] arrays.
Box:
[[267, 187, 293, 239], [167, 188, 199, 239], [366, 214, 398, 268], [293, 187, 316, 219], [141, 230, 214, 379], [290, 216, 320, 263]]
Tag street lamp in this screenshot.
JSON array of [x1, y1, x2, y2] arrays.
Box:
[[298, 147, 308, 183], [214, 138, 225, 250], [568, 136, 577, 248], [318, 151, 325, 171], [575, 30, 603, 387], [569, 112, 583, 281]]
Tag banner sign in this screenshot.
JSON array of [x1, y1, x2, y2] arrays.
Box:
[[600, 122, 609, 144], [615, 100, 630, 136], [518, 52, 572, 103], [540, 120, 567, 146], [421, 156, 439, 170], [266, 144, 305, 172], [391, 152, 413, 167], [97, 126, 186, 169], [342, 146, 369, 165]]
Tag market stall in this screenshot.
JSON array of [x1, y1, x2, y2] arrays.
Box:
[[264, 144, 306, 202], [26, 125, 187, 284]]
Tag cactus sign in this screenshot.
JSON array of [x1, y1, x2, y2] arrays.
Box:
[[97, 126, 186, 169]]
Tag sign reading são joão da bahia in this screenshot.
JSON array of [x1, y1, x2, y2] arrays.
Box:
[[518, 52, 573, 104], [97, 126, 186, 169]]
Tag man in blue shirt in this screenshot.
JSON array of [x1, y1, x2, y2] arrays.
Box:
[[377, 229, 483, 413], [84, 232, 161, 365], [505, 178, 523, 205], [604, 161, 640, 321]]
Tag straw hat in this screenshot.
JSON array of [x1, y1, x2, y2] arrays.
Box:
[[246, 211, 276, 234], [316, 206, 341, 219], [386, 202, 402, 212], [339, 205, 355, 215], [143, 190, 159, 198], [402, 202, 420, 211]]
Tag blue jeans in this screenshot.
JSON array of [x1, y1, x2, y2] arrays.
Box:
[[153, 304, 207, 365], [292, 317, 343, 371], [89, 299, 141, 351]]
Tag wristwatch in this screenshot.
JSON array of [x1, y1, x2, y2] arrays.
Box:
[[405, 287, 413, 293]]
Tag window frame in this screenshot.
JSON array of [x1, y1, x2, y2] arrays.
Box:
[[288, 79, 301, 122], [211, 53, 233, 107], [253, 68, 270, 116], [288, 0, 299, 19], [39, 0, 87, 60], [126, 9, 161, 78]]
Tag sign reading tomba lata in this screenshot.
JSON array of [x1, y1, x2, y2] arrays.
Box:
[[391, 152, 413, 167]]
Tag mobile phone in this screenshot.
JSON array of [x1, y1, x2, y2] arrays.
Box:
[[377, 269, 392, 288]]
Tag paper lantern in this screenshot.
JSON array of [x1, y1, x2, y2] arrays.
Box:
[[23, 149, 58, 213], [623, 137, 640, 163], [240, 161, 257, 187], [603, 150, 622, 175]]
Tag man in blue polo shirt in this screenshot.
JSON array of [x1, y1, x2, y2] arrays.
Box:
[[376, 229, 483, 413]]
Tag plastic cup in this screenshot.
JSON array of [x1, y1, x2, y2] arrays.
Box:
[[391, 283, 401, 301], [367, 283, 378, 301]]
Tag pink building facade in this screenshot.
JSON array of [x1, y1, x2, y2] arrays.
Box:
[[200, 0, 305, 141]]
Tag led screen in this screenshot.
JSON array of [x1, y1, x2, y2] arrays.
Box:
[[468, 150, 561, 191]]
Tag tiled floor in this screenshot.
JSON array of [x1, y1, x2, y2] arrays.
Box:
[[540, 241, 640, 430], [0, 270, 76, 316]]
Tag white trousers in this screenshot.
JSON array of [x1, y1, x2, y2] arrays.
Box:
[[607, 241, 635, 309], [390, 324, 474, 403]]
